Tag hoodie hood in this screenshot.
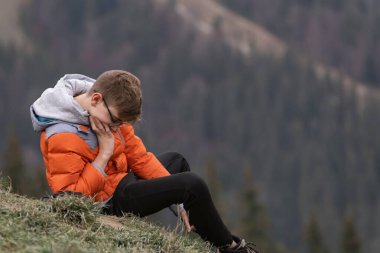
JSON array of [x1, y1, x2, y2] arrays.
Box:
[[31, 74, 95, 132]]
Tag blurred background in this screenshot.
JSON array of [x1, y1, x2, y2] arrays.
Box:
[[0, 0, 379, 252]]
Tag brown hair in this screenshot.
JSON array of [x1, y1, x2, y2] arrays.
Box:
[[90, 70, 142, 123]]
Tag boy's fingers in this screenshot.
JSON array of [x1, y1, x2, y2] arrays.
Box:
[[103, 123, 111, 133], [98, 121, 106, 132], [89, 116, 112, 135], [91, 117, 106, 133], [92, 119, 102, 132], [180, 210, 193, 232], [184, 218, 191, 232]]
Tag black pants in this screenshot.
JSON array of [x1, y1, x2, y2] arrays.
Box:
[[104, 152, 232, 247]]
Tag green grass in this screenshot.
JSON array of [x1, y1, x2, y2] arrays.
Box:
[[0, 180, 212, 253]]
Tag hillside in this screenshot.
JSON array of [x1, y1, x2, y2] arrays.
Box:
[[0, 184, 210, 253], [164, 0, 287, 57], [220, 0, 380, 87], [171, 0, 380, 107], [0, 0, 28, 48]]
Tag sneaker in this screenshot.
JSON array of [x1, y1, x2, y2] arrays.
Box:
[[217, 235, 260, 253]]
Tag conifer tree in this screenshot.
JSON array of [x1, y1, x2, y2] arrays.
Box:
[[341, 216, 361, 253], [206, 159, 223, 216], [27, 165, 49, 198], [206, 159, 219, 200], [305, 213, 329, 253], [239, 165, 271, 251]]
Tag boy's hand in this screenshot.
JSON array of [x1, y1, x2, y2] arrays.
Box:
[[179, 205, 196, 233], [89, 116, 115, 160]]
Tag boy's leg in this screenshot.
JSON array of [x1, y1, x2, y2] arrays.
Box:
[[155, 152, 191, 174], [120, 152, 190, 184], [102, 152, 188, 214], [155, 152, 190, 215], [111, 156, 233, 247]]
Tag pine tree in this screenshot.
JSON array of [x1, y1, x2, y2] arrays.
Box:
[[206, 159, 220, 202], [305, 213, 329, 253], [239, 165, 271, 251], [2, 129, 25, 194], [206, 159, 224, 217], [341, 216, 361, 253], [27, 165, 49, 198]]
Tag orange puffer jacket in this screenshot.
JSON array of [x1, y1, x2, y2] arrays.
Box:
[[40, 123, 170, 202]]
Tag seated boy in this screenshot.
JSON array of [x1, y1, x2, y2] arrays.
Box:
[[30, 70, 259, 253]]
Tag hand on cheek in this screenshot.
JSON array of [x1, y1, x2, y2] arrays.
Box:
[[90, 116, 108, 132], [89, 116, 114, 159]]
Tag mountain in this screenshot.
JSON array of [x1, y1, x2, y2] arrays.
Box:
[[162, 0, 287, 57], [164, 0, 380, 108], [220, 0, 380, 87], [0, 0, 25, 47]]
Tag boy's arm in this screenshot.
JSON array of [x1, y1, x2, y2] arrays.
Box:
[[45, 133, 106, 196], [121, 125, 170, 179]]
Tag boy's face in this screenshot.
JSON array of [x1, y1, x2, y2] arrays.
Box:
[[89, 93, 124, 131], [103, 97, 124, 127]]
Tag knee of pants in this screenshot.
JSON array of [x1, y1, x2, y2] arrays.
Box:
[[168, 151, 191, 172], [182, 172, 209, 196]]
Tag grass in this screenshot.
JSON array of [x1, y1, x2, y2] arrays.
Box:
[[0, 179, 212, 253]]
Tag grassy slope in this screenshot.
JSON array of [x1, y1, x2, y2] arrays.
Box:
[[0, 185, 211, 253]]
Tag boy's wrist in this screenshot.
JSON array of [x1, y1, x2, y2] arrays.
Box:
[[98, 151, 112, 160], [93, 153, 111, 169], [91, 162, 106, 176]]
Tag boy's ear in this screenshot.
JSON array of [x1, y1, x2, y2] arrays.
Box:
[[90, 92, 103, 106]]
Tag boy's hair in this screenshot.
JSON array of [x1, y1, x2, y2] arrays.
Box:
[[90, 70, 142, 123]]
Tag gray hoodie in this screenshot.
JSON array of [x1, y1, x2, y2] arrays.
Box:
[[30, 74, 95, 132]]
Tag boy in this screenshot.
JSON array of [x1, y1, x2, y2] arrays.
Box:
[[30, 70, 259, 253]]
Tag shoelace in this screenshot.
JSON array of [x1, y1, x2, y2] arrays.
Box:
[[244, 242, 260, 253], [237, 239, 260, 253], [216, 239, 261, 253]]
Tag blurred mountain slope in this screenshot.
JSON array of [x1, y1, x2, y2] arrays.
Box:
[[0, 0, 29, 48], [220, 0, 380, 87]]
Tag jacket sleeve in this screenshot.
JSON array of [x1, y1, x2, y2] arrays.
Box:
[[121, 125, 170, 179], [45, 133, 106, 196]]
